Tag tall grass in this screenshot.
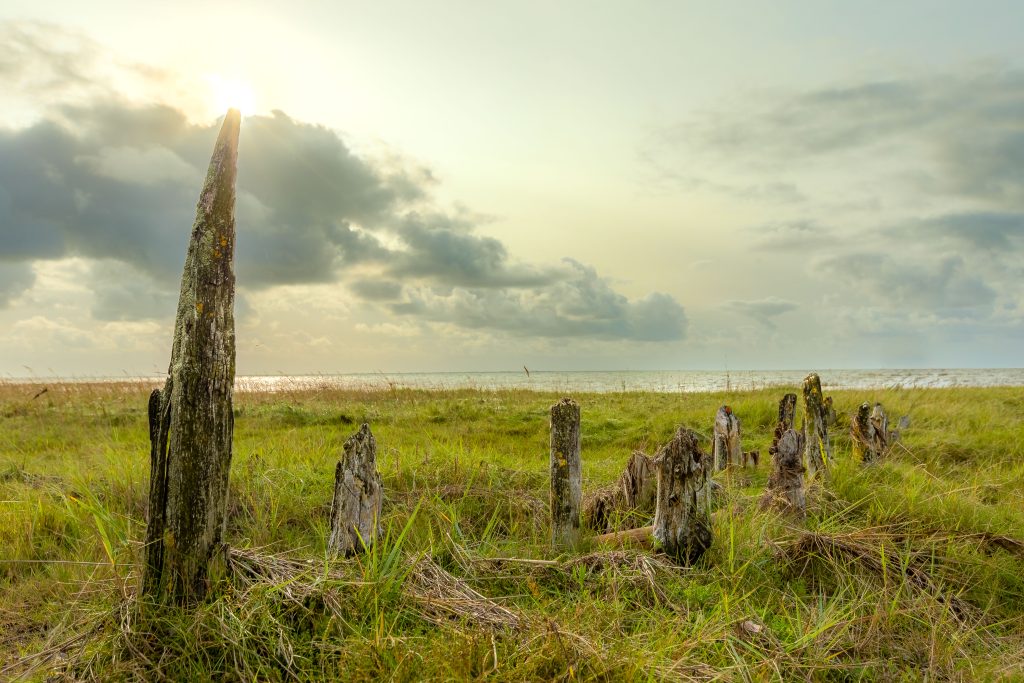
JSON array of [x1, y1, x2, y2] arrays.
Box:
[[1, 381, 1023, 679]]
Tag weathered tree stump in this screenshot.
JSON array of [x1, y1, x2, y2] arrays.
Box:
[[550, 398, 582, 545], [328, 423, 383, 555], [823, 396, 838, 428], [652, 428, 712, 564], [144, 110, 241, 603], [776, 393, 797, 433], [583, 450, 656, 532], [851, 402, 905, 463], [713, 405, 744, 471], [851, 402, 879, 463], [801, 373, 833, 480], [761, 429, 806, 514]]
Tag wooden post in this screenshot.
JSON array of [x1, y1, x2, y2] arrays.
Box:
[[801, 373, 833, 480], [329, 424, 383, 555], [550, 398, 581, 545], [713, 405, 744, 471], [761, 429, 806, 514], [583, 450, 656, 532], [652, 428, 712, 564], [144, 110, 240, 603]]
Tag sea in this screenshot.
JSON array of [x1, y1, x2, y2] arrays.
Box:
[[202, 368, 1021, 393], [5, 369, 1023, 393]]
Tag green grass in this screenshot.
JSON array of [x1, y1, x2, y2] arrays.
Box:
[[1, 380, 1023, 680]]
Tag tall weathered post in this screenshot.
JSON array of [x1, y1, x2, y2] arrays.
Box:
[[712, 405, 743, 471], [144, 110, 241, 603], [652, 428, 712, 564], [801, 373, 832, 480], [550, 398, 581, 546]]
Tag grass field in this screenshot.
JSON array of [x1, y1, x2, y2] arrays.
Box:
[[1, 380, 1023, 681]]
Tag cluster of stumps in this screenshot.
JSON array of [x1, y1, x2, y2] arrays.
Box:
[[542, 373, 907, 566], [141, 111, 907, 606]]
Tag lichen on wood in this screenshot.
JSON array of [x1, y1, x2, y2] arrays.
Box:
[[549, 397, 582, 545], [652, 427, 712, 565], [328, 423, 383, 556], [144, 110, 241, 603], [801, 373, 833, 480]]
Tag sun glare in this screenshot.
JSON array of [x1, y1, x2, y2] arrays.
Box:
[[208, 74, 257, 116]]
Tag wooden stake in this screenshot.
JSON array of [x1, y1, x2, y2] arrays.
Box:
[[550, 397, 581, 545]]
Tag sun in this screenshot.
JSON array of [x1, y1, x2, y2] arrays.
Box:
[[207, 74, 257, 116]]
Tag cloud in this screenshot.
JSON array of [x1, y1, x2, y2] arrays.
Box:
[[909, 212, 1024, 251], [655, 66, 1024, 208], [723, 297, 798, 328], [0, 263, 36, 307], [0, 21, 688, 344], [815, 253, 997, 317], [389, 259, 687, 341]]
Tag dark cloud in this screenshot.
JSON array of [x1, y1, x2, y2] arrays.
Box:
[[388, 259, 687, 341], [724, 297, 798, 328], [0, 22, 688, 343]]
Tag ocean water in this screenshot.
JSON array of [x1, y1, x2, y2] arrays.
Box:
[[6, 369, 1022, 393], [231, 368, 1024, 394]]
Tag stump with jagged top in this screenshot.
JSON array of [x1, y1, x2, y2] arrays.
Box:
[[144, 110, 241, 603], [713, 405, 744, 471], [801, 373, 833, 479], [550, 397, 582, 546], [329, 423, 383, 556], [652, 427, 712, 564], [583, 450, 656, 532], [761, 428, 806, 514], [852, 402, 906, 463]]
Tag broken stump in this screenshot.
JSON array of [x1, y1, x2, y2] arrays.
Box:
[[761, 429, 806, 514], [801, 373, 833, 479], [713, 405, 744, 471], [652, 427, 712, 564], [328, 423, 383, 556], [583, 450, 656, 532]]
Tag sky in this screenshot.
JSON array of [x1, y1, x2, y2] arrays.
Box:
[[1, 1, 1023, 376]]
